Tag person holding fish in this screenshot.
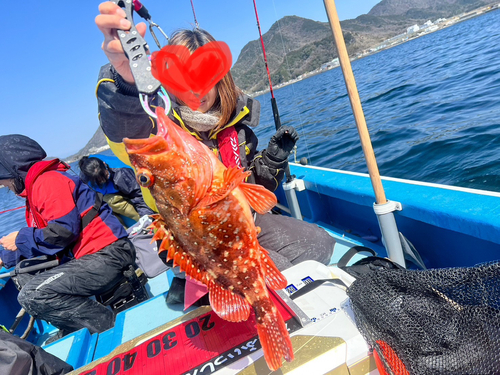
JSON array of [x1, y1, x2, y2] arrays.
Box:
[[95, 2, 340, 370], [94, 1, 336, 273]]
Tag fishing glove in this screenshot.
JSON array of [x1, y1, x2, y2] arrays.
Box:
[[262, 126, 299, 168]]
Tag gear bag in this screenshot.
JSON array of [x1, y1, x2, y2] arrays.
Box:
[[127, 217, 169, 278]]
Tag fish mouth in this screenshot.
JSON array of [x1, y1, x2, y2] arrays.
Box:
[[123, 135, 165, 155]]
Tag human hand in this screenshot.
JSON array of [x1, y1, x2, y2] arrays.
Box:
[[266, 126, 299, 163], [0, 232, 19, 251], [95, 1, 148, 84]]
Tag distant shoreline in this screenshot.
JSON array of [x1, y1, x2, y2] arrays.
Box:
[[250, 3, 500, 97]]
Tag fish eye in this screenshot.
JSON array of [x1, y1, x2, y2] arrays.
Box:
[[136, 169, 154, 187]]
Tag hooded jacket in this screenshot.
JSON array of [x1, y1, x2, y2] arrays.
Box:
[[96, 64, 288, 209], [0, 135, 127, 268], [79, 165, 154, 217]]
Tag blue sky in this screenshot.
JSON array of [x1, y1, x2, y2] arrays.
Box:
[[1, 0, 381, 158]]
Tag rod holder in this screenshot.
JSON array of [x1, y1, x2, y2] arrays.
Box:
[[282, 179, 306, 220], [373, 200, 406, 268]]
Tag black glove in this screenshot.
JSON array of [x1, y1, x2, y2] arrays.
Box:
[[263, 126, 299, 166]]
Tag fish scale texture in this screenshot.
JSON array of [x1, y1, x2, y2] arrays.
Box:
[[347, 261, 500, 375]]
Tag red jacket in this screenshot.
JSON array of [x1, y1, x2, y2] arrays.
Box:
[[6, 160, 127, 266]]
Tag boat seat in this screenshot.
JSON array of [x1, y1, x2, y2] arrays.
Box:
[[95, 264, 149, 314]]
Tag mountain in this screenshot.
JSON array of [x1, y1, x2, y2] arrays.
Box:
[[369, 0, 491, 17], [231, 0, 494, 93], [74, 0, 495, 157], [65, 126, 109, 163]]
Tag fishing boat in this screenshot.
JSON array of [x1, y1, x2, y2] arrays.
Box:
[[3, 150, 499, 374], [2, 0, 500, 374]]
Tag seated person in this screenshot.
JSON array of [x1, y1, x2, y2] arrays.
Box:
[[78, 156, 154, 226], [0, 134, 136, 336]]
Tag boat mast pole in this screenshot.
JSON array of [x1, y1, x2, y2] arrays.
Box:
[[253, 0, 304, 220], [323, 0, 406, 266]]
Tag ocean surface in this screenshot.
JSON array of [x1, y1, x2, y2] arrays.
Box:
[[1, 9, 500, 239]]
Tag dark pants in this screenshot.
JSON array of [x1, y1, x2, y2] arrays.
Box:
[[255, 213, 335, 271], [16, 239, 135, 335]]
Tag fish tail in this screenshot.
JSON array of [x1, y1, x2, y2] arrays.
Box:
[[256, 308, 294, 371]]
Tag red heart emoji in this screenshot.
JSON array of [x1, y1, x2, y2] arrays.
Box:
[[151, 41, 232, 110]]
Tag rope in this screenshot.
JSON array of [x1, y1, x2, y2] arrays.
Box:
[[0, 206, 25, 215], [190, 0, 200, 29]]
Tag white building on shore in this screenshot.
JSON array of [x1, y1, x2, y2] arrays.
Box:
[[407, 24, 420, 34]]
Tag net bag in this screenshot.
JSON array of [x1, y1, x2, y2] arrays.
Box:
[[346, 261, 500, 375]]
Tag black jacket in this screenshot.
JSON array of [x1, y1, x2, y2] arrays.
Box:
[[96, 63, 288, 193], [79, 166, 154, 217], [0, 330, 73, 375]]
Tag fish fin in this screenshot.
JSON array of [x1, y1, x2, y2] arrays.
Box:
[[256, 308, 294, 371], [158, 233, 181, 266], [261, 248, 288, 290], [238, 183, 277, 214], [197, 167, 251, 208], [168, 246, 209, 286], [208, 283, 252, 322], [151, 226, 169, 243]]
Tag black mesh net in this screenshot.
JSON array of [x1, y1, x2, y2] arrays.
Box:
[[346, 261, 500, 375]]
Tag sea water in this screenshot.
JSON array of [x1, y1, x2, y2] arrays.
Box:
[[1, 8, 500, 239]]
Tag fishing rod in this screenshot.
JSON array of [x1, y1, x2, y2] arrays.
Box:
[[252, 0, 304, 220], [323, 0, 406, 267], [252, 0, 283, 133], [190, 0, 200, 28]]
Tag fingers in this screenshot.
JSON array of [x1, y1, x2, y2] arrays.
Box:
[[273, 126, 299, 142], [136, 22, 147, 38], [103, 38, 126, 55], [96, 2, 131, 36]]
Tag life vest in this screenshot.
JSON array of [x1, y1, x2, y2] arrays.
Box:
[[21, 159, 102, 230], [217, 126, 242, 168], [21, 159, 70, 228]]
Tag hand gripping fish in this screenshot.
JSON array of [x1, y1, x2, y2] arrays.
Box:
[[123, 107, 294, 371]]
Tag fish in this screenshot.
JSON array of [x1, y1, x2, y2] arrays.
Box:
[[123, 107, 294, 371]]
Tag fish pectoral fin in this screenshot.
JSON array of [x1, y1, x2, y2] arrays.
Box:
[[208, 283, 251, 322], [238, 183, 277, 214], [261, 248, 288, 290], [197, 167, 251, 208]]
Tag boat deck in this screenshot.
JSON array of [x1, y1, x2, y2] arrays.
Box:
[[37, 226, 379, 372]]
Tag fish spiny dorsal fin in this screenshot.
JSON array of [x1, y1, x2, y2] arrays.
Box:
[[238, 183, 277, 214], [208, 283, 251, 322], [168, 245, 210, 287], [260, 247, 288, 290], [151, 226, 169, 243], [196, 167, 251, 208]]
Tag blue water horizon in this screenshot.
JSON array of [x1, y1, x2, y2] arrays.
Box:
[[1, 8, 500, 237]]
